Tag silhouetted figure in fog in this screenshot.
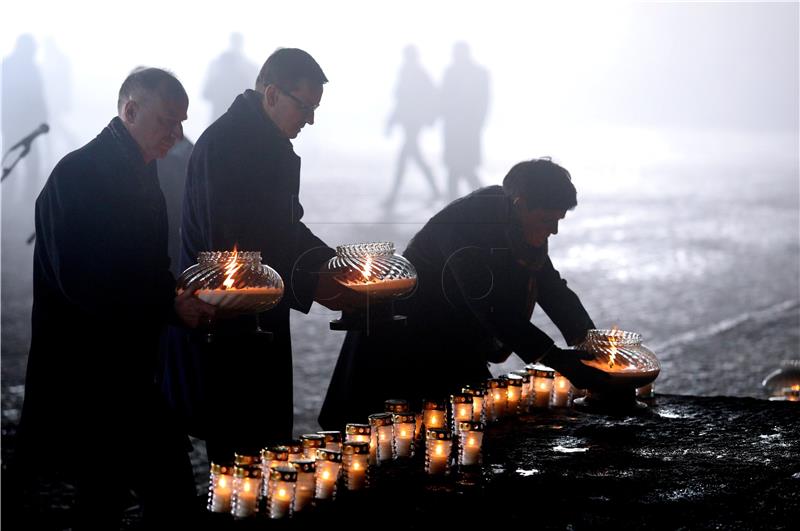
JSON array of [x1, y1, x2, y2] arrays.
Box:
[[42, 36, 78, 163], [383, 45, 440, 209], [2, 34, 48, 197], [157, 137, 194, 277], [203, 33, 258, 123], [441, 41, 490, 202]]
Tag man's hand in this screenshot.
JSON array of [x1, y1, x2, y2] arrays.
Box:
[[314, 269, 366, 312], [539, 345, 611, 390], [174, 285, 217, 329]]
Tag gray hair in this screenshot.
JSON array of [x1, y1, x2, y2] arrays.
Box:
[[117, 67, 187, 113]]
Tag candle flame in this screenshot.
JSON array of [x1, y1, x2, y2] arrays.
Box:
[[353, 462, 361, 470], [468, 437, 476, 446], [218, 477, 227, 488], [792, 385, 800, 391], [400, 429, 408, 437], [494, 392, 501, 400], [361, 255, 373, 281], [222, 248, 242, 290], [243, 480, 251, 492], [435, 445, 444, 456], [278, 488, 287, 497], [607, 325, 619, 369], [322, 470, 330, 480]]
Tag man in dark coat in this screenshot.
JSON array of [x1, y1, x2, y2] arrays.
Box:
[[15, 67, 216, 529], [163, 48, 349, 463], [320, 159, 606, 429]]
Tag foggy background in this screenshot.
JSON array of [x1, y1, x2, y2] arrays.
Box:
[[2, 1, 799, 436]]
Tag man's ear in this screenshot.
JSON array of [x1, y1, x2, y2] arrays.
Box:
[[122, 99, 138, 124], [264, 85, 278, 107]]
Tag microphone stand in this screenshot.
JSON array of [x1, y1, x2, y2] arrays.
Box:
[[2, 128, 48, 244]]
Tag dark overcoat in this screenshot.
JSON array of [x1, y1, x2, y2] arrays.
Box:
[[162, 90, 333, 455], [319, 186, 595, 429]]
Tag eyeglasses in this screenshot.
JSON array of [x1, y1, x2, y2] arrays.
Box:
[[276, 86, 319, 116]]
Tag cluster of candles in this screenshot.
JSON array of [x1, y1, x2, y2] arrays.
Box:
[[207, 362, 652, 520]]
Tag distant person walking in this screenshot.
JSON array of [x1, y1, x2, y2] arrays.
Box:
[[441, 41, 490, 202], [383, 45, 440, 210], [202, 33, 258, 124]]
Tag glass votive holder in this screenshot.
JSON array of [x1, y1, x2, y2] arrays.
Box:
[[392, 413, 416, 458], [345, 423, 371, 444], [505, 373, 524, 415], [368, 413, 394, 464], [457, 421, 485, 467], [551, 372, 572, 407], [314, 449, 342, 500], [260, 446, 289, 500], [300, 434, 326, 460], [531, 365, 555, 408], [230, 464, 260, 519], [385, 398, 410, 414], [290, 459, 315, 513], [450, 393, 473, 432], [509, 370, 532, 413], [425, 428, 452, 475], [284, 439, 304, 462], [266, 465, 296, 519], [414, 412, 424, 442], [342, 441, 370, 491], [207, 462, 233, 513], [485, 378, 508, 421], [463, 383, 486, 422], [234, 452, 259, 467], [422, 398, 447, 431], [318, 430, 343, 452]]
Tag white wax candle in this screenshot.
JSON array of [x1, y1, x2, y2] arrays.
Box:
[[394, 425, 414, 457], [378, 425, 393, 461], [315, 463, 339, 499], [472, 396, 484, 422], [210, 474, 232, 513], [551, 375, 571, 407], [345, 456, 367, 490], [533, 377, 554, 408], [506, 386, 521, 415], [424, 410, 445, 429], [460, 433, 483, 466], [293, 475, 314, 512], [427, 441, 450, 475], [269, 486, 292, 519], [232, 478, 258, 518]]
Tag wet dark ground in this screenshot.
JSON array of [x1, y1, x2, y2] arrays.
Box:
[[2, 158, 799, 528]]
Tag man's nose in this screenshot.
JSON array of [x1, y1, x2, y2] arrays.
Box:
[[306, 110, 315, 126], [550, 221, 559, 235]]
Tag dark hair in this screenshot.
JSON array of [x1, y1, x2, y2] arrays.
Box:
[[117, 67, 187, 113], [255, 48, 328, 91], [502, 158, 578, 210]]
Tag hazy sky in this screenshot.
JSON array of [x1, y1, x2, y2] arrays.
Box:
[[3, 0, 798, 181]]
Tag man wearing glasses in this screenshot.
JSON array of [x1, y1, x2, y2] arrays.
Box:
[[164, 48, 348, 464]]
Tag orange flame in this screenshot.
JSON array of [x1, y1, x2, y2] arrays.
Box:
[[607, 325, 619, 369], [792, 385, 800, 391], [222, 247, 242, 290], [361, 255, 373, 281]]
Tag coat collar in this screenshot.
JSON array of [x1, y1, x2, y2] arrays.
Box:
[[106, 116, 147, 172]]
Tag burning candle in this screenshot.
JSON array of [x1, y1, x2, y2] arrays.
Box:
[[259, 446, 289, 499], [551, 372, 572, 407], [392, 413, 416, 458], [384, 398, 410, 414], [531, 365, 555, 408], [425, 428, 452, 475], [342, 441, 370, 491], [457, 421, 485, 467], [345, 423, 371, 444], [230, 465, 260, 519], [509, 370, 532, 413], [207, 462, 233, 513], [318, 430, 343, 452], [485, 378, 508, 421], [314, 449, 342, 500], [450, 393, 473, 432], [463, 383, 486, 422], [369, 413, 394, 464], [414, 412, 424, 442], [289, 459, 315, 513], [422, 398, 447, 431], [266, 466, 296, 519], [505, 373, 524, 415], [300, 434, 326, 460], [284, 440, 304, 462]]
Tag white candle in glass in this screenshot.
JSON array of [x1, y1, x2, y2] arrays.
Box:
[[463, 384, 486, 422], [345, 423, 371, 443], [207, 463, 232, 513], [318, 430, 343, 452], [260, 446, 289, 499], [392, 413, 416, 458], [369, 413, 394, 463], [314, 449, 342, 500], [342, 441, 369, 491], [425, 428, 452, 475], [300, 434, 326, 460], [450, 393, 473, 433], [486, 378, 508, 421], [422, 399, 447, 430], [266, 466, 296, 519], [505, 374, 523, 415], [551, 373, 572, 407], [510, 371, 532, 413], [289, 459, 315, 512], [458, 421, 485, 467], [531, 366, 555, 408], [231, 467, 259, 519]]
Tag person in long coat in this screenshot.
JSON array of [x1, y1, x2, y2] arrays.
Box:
[[319, 159, 605, 430], [15, 67, 215, 528], [162, 48, 349, 463]]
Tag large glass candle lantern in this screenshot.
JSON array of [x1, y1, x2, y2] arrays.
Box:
[[450, 394, 473, 432], [207, 462, 233, 514], [463, 384, 486, 422], [422, 398, 447, 431], [259, 446, 289, 500], [230, 465, 260, 519], [368, 413, 394, 464], [505, 373, 524, 415], [384, 398, 410, 414], [529, 364, 555, 409], [425, 428, 452, 475], [762, 361, 800, 398], [509, 370, 532, 413], [326, 242, 418, 330], [342, 441, 370, 491], [266, 466, 296, 519], [576, 328, 661, 409], [318, 430, 343, 452], [551, 372, 572, 407], [284, 440, 304, 462], [314, 449, 342, 500], [457, 421, 485, 467], [177, 251, 284, 314], [345, 423, 371, 444], [289, 459, 315, 513], [485, 379, 508, 421], [392, 413, 416, 458], [300, 434, 326, 460]]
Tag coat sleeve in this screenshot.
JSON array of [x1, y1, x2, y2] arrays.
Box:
[[536, 257, 595, 346]]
